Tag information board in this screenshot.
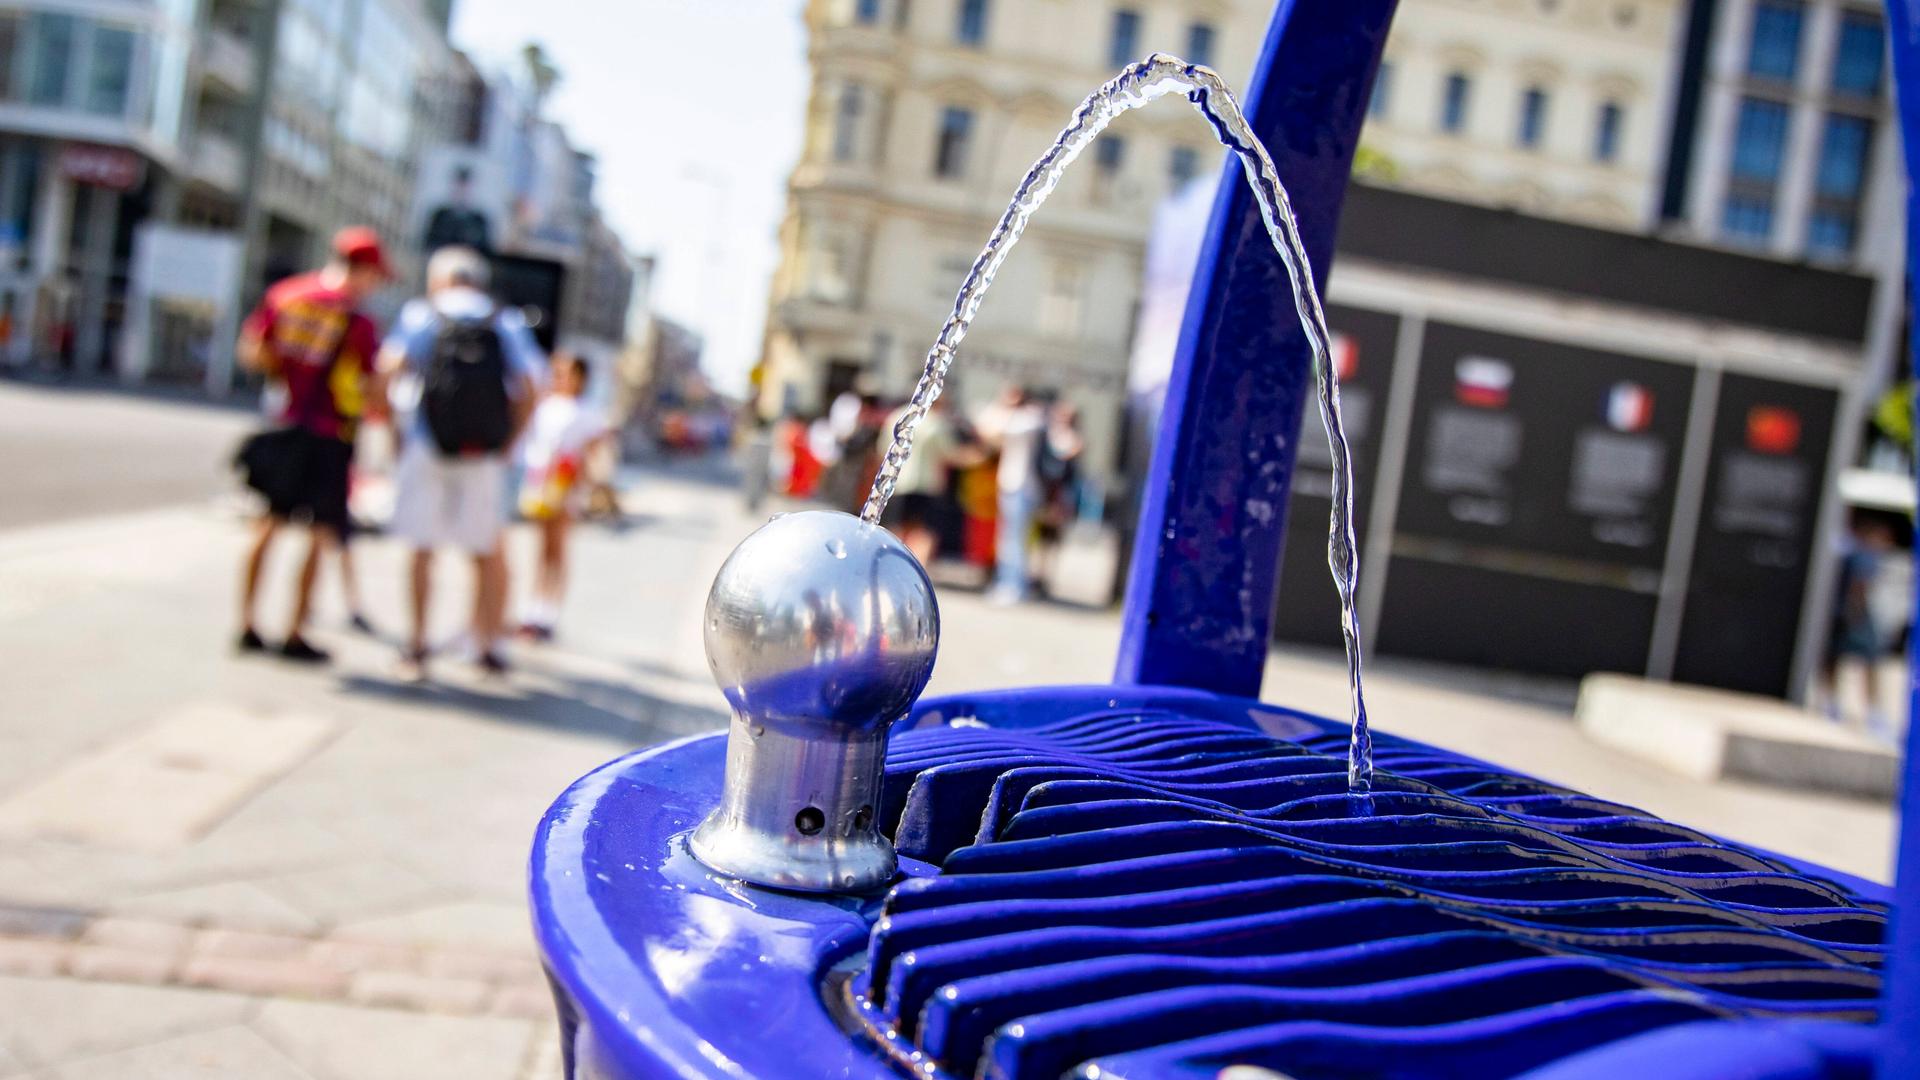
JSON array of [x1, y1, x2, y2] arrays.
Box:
[[1376, 322, 1695, 677], [1671, 374, 1838, 696], [1272, 304, 1401, 647]]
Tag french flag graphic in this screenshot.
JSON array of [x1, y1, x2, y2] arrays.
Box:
[[1604, 382, 1653, 433], [1453, 356, 1513, 409]]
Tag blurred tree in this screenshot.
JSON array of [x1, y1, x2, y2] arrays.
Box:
[[523, 42, 562, 113], [1351, 144, 1399, 182], [1872, 380, 1913, 456]]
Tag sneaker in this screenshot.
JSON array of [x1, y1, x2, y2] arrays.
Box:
[[236, 628, 268, 654], [279, 636, 331, 664], [477, 650, 510, 677], [348, 613, 376, 636], [395, 648, 430, 685]]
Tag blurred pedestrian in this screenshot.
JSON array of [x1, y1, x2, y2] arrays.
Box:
[[739, 412, 774, 513], [1033, 399, 1086, 590], [1821, 510, 1897, 735], [880, 394, 965, 565], [381, 246, 545, 681], [977, 384, 1047, 604], [517, 351, 609, 641], [233, 226, 392, 663]]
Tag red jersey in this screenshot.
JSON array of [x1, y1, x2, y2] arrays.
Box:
[[243, 272, 379, 440]]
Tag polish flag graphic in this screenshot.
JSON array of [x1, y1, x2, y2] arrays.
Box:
[[1604, 382, 1653, 433], [1329, 332, 1359, 381], [1453, 356, 1513, 409], [1746, 405, 1802, 455]]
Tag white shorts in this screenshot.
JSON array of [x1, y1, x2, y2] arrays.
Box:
[[390, 442, 509, 555]]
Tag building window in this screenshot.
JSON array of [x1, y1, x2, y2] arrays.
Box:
[[1815, 114, 1870, 198], [934, 105, 973, 178], [1169, 145, 1199, 188], [1040, 259, 1083, 337], [1746, 0, 1803, 81], [1370, 61, 1393, 119], [1831, 12, 1884, 97], [1730, 97, 1789, 181], [1723, 96, 1790, 244], [1722, 194, 1774, 240], [1187, 22, 1215, 67], [24, 12, 75, 106], [1109, 9, 1139, 68], [832, 83, 863, 163], [1595, 101, 1623, 162], [1808, 112, 1871, 258], [0, 15, 23, 102], [1440, 72, 1471, 133], [85, 26, 135, 116], [1807, 210, 1853, 255], [1517, 87, 1548, 148], [955, 0, 988, 46], [1092, 136, 1125, 203], [855, 0, 883, 24]]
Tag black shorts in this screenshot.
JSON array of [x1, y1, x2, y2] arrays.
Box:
[[243, 428, 353, 533], [881, 492, 945, 532]]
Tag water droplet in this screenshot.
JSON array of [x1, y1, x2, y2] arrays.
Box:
[[826, 538, 848, 559]]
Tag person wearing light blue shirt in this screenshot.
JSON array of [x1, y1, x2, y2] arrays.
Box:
[[378, 246, 545, 680]]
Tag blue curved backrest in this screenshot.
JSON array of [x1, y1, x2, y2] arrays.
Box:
[[1880, 4, 1920, 1072], [1121, 0, 1920, 1072]]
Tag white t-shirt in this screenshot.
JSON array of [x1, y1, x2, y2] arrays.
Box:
[[982, 402, 1046, 498], [520, 395, 606, 474]]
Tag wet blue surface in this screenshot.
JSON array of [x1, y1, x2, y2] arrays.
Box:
[[531, 688, 1891, 1079]]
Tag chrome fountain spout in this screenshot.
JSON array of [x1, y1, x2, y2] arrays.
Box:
[[689, 510, 940, 892]]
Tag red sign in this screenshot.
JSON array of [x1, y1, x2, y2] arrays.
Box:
[[1745, 405, 1802, 455], [59, 144, 144, 191]]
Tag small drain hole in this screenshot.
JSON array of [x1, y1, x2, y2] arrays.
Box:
[[795, 807, 826, 835], [852, 806, 873, 831]]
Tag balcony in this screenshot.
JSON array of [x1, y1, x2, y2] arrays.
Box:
[[200, 26, 254, 96], [189, 129, 244, 193]]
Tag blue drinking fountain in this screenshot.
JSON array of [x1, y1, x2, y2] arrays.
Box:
[[529, 2, 1920, 1076]]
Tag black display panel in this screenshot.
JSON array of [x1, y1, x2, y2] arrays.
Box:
[[1272, 304, 1400, 647], [1394, 322, 1695, 570], [1671, 373, 1838, 697], [1374, 322, 1696, 678], [1376, 557, 1660, 678]]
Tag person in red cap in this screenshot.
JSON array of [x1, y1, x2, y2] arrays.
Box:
[[232, 225, 392, 663]]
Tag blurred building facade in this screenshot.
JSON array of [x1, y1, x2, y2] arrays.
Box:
[[1661, 0, 1896, 271], [756, 0, 1270, 484], [1360, 0, 1688, 229], [1657, 0, 1903, 394], [410, 59, 638, 373], [0, 0, 461, 387]]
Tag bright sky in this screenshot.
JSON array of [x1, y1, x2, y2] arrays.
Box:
[[450, 0, 810, 396]]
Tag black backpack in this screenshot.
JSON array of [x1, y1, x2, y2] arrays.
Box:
[[421, 317, 512, 455]]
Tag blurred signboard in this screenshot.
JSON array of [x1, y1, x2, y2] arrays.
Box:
[[1272, 304, 1399, 647], [1376, 323, 1693, 678], [1392, 323, 1693, 570], [59, 144, 144, 190], [1671, 374, 1838, 696]]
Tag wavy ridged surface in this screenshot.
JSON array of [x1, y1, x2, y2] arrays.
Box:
[[842, 711, 1884, 1080]]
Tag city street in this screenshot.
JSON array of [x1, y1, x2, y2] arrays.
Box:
[[0, 381, 1899, 1079]]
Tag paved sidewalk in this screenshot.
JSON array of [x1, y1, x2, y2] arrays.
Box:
[[0, 460, 1898, 1077]]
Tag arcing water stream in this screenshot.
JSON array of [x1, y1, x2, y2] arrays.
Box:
[[859, 54, 1374, 795]]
